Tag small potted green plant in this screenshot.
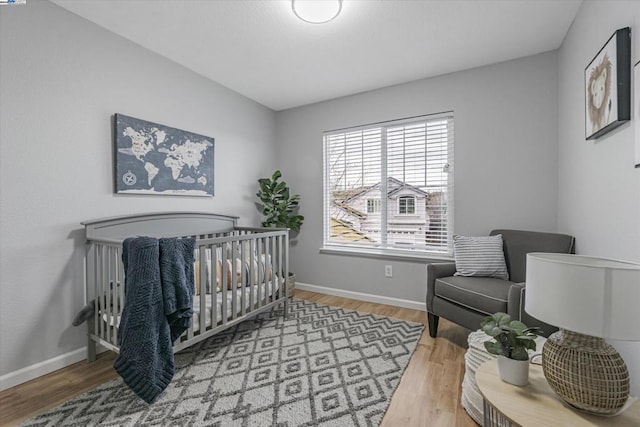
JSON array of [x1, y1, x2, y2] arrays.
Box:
[[256, 170, 304, 294], [480, 312, 541, 386]]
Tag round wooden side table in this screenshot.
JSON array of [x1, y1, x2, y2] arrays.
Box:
[[475, 359, 640, 426]]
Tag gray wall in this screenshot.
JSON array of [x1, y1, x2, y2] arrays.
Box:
[[276, 51, 560, 303], [6, 0, 636, 399], [0, 1, 276, 379], [557, 0, 640, 396]]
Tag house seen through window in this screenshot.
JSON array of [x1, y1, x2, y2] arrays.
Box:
[[323, 113, 454, 255]]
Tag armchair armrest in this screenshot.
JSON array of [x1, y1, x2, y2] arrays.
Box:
[[507, 282, 526, 321], [426, 262, 456, 312], [508, 282, 558, 338]]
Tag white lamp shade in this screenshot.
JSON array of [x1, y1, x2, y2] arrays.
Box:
[[525, 253, 640, 341]]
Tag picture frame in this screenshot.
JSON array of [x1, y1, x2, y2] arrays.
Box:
[[635, 60, 640, 168], [584, 27, 631, 140], [114, 113, 215, 196]]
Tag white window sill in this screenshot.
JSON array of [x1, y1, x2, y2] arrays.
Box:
[[319, 245, 454, 263]]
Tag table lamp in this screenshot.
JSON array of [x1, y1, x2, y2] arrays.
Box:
[[525, 253, 640, 415]]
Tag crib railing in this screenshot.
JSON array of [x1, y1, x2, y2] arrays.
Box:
[[85, 227, 289, 360]]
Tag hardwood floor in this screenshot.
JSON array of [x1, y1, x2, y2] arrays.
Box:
[[0, 290, 476, 426]]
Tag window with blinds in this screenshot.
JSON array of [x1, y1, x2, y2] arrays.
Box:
[[323, 113, 454, 255]]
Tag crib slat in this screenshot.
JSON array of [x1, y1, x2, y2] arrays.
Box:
[[111, 246, 119, 344], [114, 248, 124, 345], [265, 236, 270, 305], [257, 238, 263, 307], [282, 234, 287, 299], [221, 243, 228, 326], [284, 229, 290, 317], [249, 238, 255, 311], [231, 240, 237, 321], [210, 244, 217, 329], [277, 235, 283, 300], [264, 236, 269, 304], [106, 247, 113, 344], [264, 237, 269, 304], [265, 237, 278, 302], [271, 236, 282, 302], [199, 246, 206, 334], [95, 246, 101, 341], [100, 245, 107, 341], [273, 236, 277, 303], [90, 244, 99, 357], [111, 246, 118, 345], [187, 320, 194, 341], [240, 240, 246, 317]]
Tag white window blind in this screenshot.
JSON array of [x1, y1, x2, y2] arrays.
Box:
[[323, 113, 454, 255]]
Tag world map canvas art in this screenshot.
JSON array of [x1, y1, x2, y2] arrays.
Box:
[[115, 114, 215, 196]]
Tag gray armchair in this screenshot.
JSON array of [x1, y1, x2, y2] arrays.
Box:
[[426, 229, 575, 338]]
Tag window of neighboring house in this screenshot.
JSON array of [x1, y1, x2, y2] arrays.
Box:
[[367, 198, 381, 213], [398, 196, 415, 214], [323, 112, 454, 256]]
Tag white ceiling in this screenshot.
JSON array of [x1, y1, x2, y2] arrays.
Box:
[[51, 0, 582, 111]]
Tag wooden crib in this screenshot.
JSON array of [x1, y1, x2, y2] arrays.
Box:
[[81, 212, 289, 361]]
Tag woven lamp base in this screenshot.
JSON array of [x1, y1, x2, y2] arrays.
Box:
[[542, 329, 630, 415]]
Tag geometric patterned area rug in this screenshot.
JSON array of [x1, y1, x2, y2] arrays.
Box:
[[22, 299, 424, 427]]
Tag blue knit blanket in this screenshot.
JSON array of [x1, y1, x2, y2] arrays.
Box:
[[114, 236, 195, 404]]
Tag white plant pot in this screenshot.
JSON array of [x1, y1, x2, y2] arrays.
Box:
[[497, 355, 529, 386]]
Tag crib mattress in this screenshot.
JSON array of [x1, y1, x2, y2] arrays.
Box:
[[101, 281, 280, 334], [191, 281, 280, 332]]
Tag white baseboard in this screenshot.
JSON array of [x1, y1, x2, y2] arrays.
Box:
[[0, 347, 87, 392], [295, 282, 426, 312]]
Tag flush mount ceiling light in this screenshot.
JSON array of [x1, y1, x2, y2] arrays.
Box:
[[292, 0, 342, 24]]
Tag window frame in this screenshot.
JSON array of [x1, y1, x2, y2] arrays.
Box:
[[322, 112, 455, 259], [397, 196, 416, 215], [366, 198, 381, 214]]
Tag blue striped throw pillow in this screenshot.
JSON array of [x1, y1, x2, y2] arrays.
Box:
[[453, 234, 509, 280]]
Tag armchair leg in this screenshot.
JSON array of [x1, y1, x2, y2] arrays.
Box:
[[427, 312, 439, 338]]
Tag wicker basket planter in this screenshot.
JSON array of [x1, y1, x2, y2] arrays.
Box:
[[287, 273, 296, 296]]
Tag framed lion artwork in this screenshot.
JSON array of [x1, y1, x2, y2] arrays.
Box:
[[635, 61, 640, 168], [584, 27, 631, 141]]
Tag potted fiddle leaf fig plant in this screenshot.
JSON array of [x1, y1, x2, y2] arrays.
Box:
[[256, 170, 304, 295], [480, 312, 541, 386], [257, 170, 304, 232]]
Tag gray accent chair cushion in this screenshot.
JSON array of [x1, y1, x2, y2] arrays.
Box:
[[426, 229, 575, 338], [435, 276, 509, 316]]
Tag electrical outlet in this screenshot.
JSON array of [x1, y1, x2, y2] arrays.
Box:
[[384, 265, 393, 278]]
